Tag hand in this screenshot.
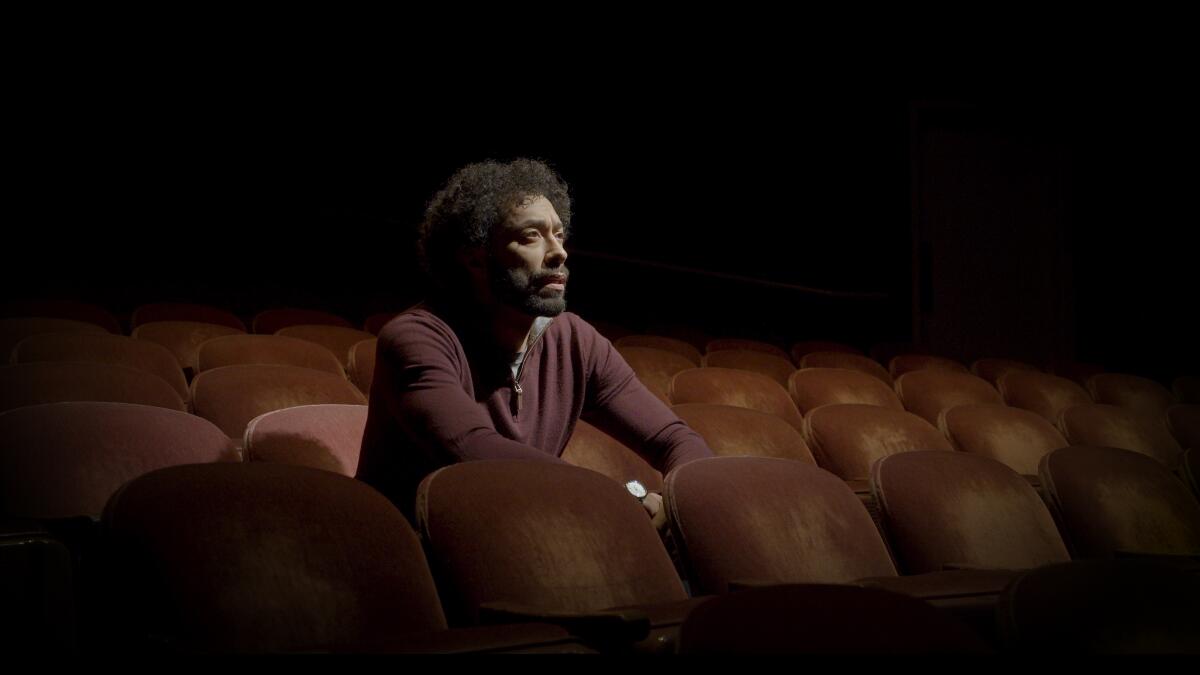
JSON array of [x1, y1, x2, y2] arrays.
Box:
[[641, 491, 667, 531]]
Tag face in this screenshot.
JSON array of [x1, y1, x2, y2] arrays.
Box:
[[485, 195, 569, 317]]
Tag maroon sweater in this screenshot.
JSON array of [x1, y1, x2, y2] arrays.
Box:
[[356, 305, 713, 516]]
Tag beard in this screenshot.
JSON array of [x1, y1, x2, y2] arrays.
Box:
[[488, 261, 569, 317]]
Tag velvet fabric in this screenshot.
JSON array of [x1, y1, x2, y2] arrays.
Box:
[[1166, 405, 1200, 450], [1057, 404, 1183, 468], [614, 346, 695, 405], [614, 335, 702, 366], [1039, 446, 1200, 558], [702, 349, 796, 388], [1174, 376, 1200, 405], [0, 300, 121, 334], [894, 371, 1003, 426], [1, 317, 108, 362], [1087, 373, 1176, 417], [676, 584, 991, 654], [130, 302, 246, 332], [103, 463, 450, 652], [561, 419, 665, 492], [665, 457, 896, 594], [243, 404, 369, 477], [802, 404, 954, 481], [0, 362, 187, 414], [970, 358, 1041, 387], [131, 321, 246, 373], [0, 401, 236, 519], [889, 354, 969, 379], [939, 404, 1068, 477], [704, 338, 791, 362], [363, 311, 400, 336], [415, 461, 687, 626], [671, 403, 816, 464], [276, 325, 376, 369], [190, 364, 366, 439], [251, 308, 353, 335], [871, 451, 1070, 574], [787, 367, 903, 415], [997, 370, 1092, 424], [669, 367, 805, 432], [347, 337, 377, 396], [14, 332, 190, 400], [196, 334, 344, 376], [799, 351, 893, 386], [789, 340, 863, 364]]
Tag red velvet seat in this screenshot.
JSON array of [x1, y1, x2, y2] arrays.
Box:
[[615, 346, 696, 405], [1, 318, 109, 363], [705, 338, 790, 362], [251, 308, 353, 335], [14, 332, 189, 401], [1166, 404, 1200, 451], [614, 335, 702, 366], [802, 404, 954, 481], [1087, 373, 1176, 417], [702, 349, 796, 388], [1057, 404, 1183, 468], [669, 367, 804, 432], [131, 302, 246, 332], [790, 340, 862, 364], [998, 370, 1092, 424], [799, 351, 893, 386], [0, 300, 121, 334], [276, 325, 376, 369], [243, 404, 369, 477], [787, 367, 903, 415], [561, 419, 664, 493], [196, 334, 344, 376], [347, 338, 377, 396], [0, 402, 236, 519], [970, 357, 1041, 388], [889, 354, 969, 379], [939, 404, 1068, 478], [131, 321, 246, 375], [0, 362, 186, 414], [894, 370, 1004, 426], [671, 404, 815, 464], [190, 364, 366, 439]]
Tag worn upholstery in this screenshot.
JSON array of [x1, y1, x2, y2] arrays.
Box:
[[704, 339, 790, 361], [130, 302, 246, 332], [2, 318, 109, 362], [276, 325, 375, 369], [799, 351, 893, 386], [131, 321, 246, 374], [790, 340, 862, 364], [614, 335, 702, 366], [0, 300, 121, 334], [347, 338, 377, 395], [415, 460, 687, 625], [0, 362, 186, 414], [702, 349, 796, 388], [0, 402, 236, 519], [895, 370, 1004, 426], [244, 404, 368, 477], [671, 404, 815, 464], [1166, 405, 1200, 451], [998, 370, 1092, 424], [939, 404, 1068, 477], [561, 419, 664, 492], [1174, 376, 1200, 405], [14, 332, 189, 400], [970, 358, 1041, 387], [1039, 446, 1200, 558], [787, 367, 903, 415], [615, 346, 696, 405], [1058, 404, 1183, 468], [191, 364, 366, 439], [889, 354, 969, 379], [871, 451, 1070, 574], [252, 308, 353, 335], [1087, 373, 1176, 417], [665, 457, 895, 595], [196, 334, 344, 375], [669, 368, 805, 432], [803, 404, 954, 481], [677, 584, 991, 654]]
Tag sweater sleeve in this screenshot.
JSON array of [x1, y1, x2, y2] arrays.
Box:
[[580, 320, 714, 475]]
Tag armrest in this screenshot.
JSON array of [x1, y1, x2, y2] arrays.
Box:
[[478, 601, 651, 645]]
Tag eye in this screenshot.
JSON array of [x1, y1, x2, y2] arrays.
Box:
[[554, 231, 566, 242], [521, 229, 541, 242]]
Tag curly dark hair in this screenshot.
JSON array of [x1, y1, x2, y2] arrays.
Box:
[[418, 158, 572, 288]]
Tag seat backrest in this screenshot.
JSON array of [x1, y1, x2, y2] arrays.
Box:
[[1, 402, 236, 519], [669, 368, 804, 432], [276, 325, 376, 369], [347, 338, 377, 396], [103, 463, 447, 652], [939, 404, 1068, 477], [894, 370, 1004, 426], [889, 354, 969, 379], [799, 352, 892, 386], [1087, 373, 1176, 417], [1039, 446, 1200, 558], [1058, 404, 1183, 468], [970, 358, 1041, 388], [131, 321, 246, 373], [14, 332, 189, 401], [665, 457, 896, 595], [1047, 361, 1106, 388], [191, 364, 366, 439], [998, 370, 1092, 424], [701, 349, 795, 388], [872, 451, 1070, 574], [1166, 404, 1200, 451], [802, 404, 954, 481], [1, 318, 109, 362], [615, 346, 696, 405], [244, 404, 369, 477], [0, 362, 186, 414], [705, 339, 791, 361], [252, 308, 353, 335], [561, 419, 664, 492], [787, 367, 903, 415], [196, 334, 344, 376], [1, 300, 121, 334], [130, 302, 246, 332], [614, 335, 702, 366], [415, 460, 686, 624], [671, 403, 815, 464], [790, 340, 862, 364]]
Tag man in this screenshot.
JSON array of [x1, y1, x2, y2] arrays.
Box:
[[356, 158, 713, 524]]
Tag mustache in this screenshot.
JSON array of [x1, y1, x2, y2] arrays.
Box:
[[531, 267, 569, 284]]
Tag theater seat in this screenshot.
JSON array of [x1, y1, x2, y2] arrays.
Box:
[[802, 404, 954, 482], [1, 402, 236, 519], [276, 325, 376, 369], [671, 404, 815, 464], [191, 364, 366, 439], [131, 321, 246, 376], [0, 362, 187, 414], [615, 346, 695, 405], [348, 338, 377, 395], [701, 349, 795, 388], [998, 371, 1092, 425], [131, 302, 246, 332], [1087, 373, 1176, 417], [889, 354, 969, 379], [799, 351, 893, 386], [705, 339, 791, 362], [14, 332, 189, 402], [1, 300, 121, 334], [939, 404, 1068, 479], [562, 419, 663, 492], [970, 358, 1041, 388], [790, 340, 862, 364], [1039, 446, 1200, 559], [894, 370, 1003, 426], [1048, 361, 1107, 388], [243, 404, 369, 476], [1058, 404, 1183, 468], [252, 308, 354, 335], [787, 367, 903, 415], [1, 318, 109, 363], [669, 368, 804, 433], [614, 336, 702, 367], [196, 334, 344, 376]]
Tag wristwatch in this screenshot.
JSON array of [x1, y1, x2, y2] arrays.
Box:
[[625, 480, 647, 503]]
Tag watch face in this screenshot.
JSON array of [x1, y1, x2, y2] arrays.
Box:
[[625, 480, 647, 500]]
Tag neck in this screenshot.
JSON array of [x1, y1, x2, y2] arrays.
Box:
[[488, 303, 537, 355]]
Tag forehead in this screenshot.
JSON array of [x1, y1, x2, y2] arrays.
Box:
[[503, 195, 562, 228]]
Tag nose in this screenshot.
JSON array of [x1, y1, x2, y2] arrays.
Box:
[[546, 235, 567, 268]]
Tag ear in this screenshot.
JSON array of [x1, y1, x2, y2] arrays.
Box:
[[457, 247, 487, 271]]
